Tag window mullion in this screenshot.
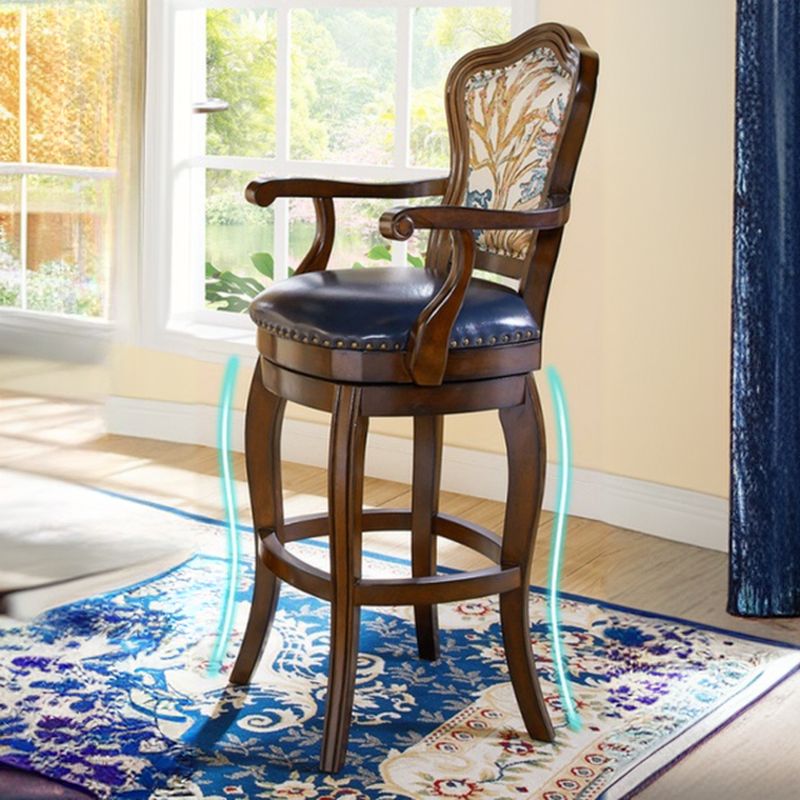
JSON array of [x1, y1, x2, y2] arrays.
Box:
[[19, 7, 27, 309], [393, 7, 411, 170], [392, 6, 412, 267], [190, 10, 208, 312], [19, 175, 28, 311], [198, 155, 446, 180], [0, 164, 116, 179], [274, 5, 291, 280], [276, 7, 290, 164]]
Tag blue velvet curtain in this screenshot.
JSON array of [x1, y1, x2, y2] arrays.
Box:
[[729, 1, 800, 617]]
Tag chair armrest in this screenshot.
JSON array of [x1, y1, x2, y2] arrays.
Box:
[[246, 175, 448, 275], [380, 195, 569, 386], [378, 194, 570, 240], [246, 176, 449, 208]]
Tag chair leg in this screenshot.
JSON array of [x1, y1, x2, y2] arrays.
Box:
[[321, 385, 368, 773], [411, 414, 443, 661], [498, 374, 555, 742], [230, 361, 286, 686]]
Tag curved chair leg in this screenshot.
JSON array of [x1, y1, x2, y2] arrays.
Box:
[[230, 360, 286, 686], [498, 374, 555, 742], [321, 385, 368, 773], [411, 414, 443, 661]]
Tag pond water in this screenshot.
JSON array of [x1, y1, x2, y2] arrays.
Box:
[[206, 221, 383, 280]]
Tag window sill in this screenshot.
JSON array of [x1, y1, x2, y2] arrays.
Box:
[[0, 308, 114, 364], [147, 314, 258, 364]]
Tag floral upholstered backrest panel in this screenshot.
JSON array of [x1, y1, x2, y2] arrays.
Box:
[[463, 46, 575, 260]]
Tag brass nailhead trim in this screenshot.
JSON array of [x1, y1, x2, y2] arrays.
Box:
[[255, 319, 536, 350]]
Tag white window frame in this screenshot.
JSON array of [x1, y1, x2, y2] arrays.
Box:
[[142, 0, 537, 362], [0, 5, 116, 361]]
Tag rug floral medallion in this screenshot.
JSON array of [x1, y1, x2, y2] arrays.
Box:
[[1, 514, 798, 800]]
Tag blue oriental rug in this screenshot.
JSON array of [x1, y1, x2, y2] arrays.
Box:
[[0, 494, 798, 800]]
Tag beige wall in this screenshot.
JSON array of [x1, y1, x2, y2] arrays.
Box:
[[0, 357, 109, 400], [0, 0, 735, 499], [536, 0, 734, 498]]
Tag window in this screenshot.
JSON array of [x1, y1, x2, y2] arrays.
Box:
[[0, 3, 121, 320], [143, 1, 535, 357]]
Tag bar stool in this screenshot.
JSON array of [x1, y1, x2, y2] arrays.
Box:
[[228, 22, 598, 773]]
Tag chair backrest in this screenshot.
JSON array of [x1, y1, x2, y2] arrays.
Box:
[[428, 23, 598, 330]]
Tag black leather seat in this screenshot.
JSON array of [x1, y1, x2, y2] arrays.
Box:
[[249, 267, 539, 354]]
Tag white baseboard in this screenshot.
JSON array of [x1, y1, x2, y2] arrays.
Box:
[[105, 395, 729, 552]]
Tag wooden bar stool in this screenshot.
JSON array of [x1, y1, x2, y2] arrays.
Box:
[[229, 23, 598, 773]]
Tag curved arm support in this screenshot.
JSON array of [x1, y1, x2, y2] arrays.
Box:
[[246, 176, 449, 209], [295, 197, 336, 274], [407, 229, 475, 386], [378, 195, 570, 240]]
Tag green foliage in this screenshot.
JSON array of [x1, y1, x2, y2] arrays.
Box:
[[206, 258, 260, 313], [28, 260, 102, 316], [0, 281, 19, 307], [431, 8, 511, 49], [0, 226, 21, 307], [205, 189, 264, 226], [250, 252, 274, 280], [206, 245, 424, 313], [205, 252, 297, 312], [408, 7, 511, 167], [0, 259, 103, 316], [0, 230, 102, 313], [289, 9, 395, 162], [206, 10, 277, 158], [410, 87, 451, 168], [0, 227, 18, 270], [365, 245, 392, 262]]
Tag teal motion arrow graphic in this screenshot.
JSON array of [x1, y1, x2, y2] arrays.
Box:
[[209, 355, 241, 675], [546, 365, 581, 731]]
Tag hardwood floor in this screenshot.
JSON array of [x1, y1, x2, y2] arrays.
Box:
[[1, 391, 798, 798]]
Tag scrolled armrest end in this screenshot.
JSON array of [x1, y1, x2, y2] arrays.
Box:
[[379, 207, 416, 241], [245, 177, 279, 208]]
